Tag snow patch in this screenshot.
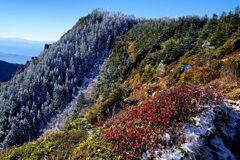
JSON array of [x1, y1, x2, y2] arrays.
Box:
[[41, 78, 97, 133], [145, 101, 240, 160]]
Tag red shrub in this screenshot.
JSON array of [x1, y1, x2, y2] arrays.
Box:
[[104, 85, 223, 159]]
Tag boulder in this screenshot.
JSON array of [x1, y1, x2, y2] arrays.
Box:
[[202, 40, 214, 51], [181, 64, 192, 72], [232, 38, 240, 51], [83, 124, 94, 130], [147, 86, 158, 96], [44, 44, 51, 50], [124, 99, 141, 105], [156, 63, 165, 73], [151, 43, 161, 52], [123, 87, 134, 95]]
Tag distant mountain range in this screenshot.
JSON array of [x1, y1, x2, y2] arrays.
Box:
[[0, 60, 20, 82], [0, 52, 30, 64], [0, 37, 53, 64]]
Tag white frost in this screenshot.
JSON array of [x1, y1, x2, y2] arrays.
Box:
[[144, 100, 240, 160]]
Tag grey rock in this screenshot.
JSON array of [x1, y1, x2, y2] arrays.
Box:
[[232, 38, 240, 51], [156, 62, 165, 73]]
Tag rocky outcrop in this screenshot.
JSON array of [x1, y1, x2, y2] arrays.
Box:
[[44, 44, 51, 50], [232, 38, 240, 51], [147, 100, 240, 160]]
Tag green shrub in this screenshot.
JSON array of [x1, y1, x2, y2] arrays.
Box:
[[212, 39, 233, 59], [86, 104, 103, 124], [179, 66, 220, 85], [221, 55, 240, 77], [63, 118, 87, 131], [210, 61, 223, 70], [1, 129, 87, 160], [72, 128, 124, 160]]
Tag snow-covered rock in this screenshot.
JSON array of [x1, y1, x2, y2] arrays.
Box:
[[161, 133, 171, 143], [145, 100, 240, 160]]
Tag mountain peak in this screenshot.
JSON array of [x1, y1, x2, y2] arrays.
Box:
[[91, 8, 135, 18], [0, 8, 138, 149], [60, 8, 138, 42]]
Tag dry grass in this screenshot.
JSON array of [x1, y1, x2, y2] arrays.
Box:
[[125, 78, 167, 102], [221, 49, 240, 61], [206, 76, 240, 100]]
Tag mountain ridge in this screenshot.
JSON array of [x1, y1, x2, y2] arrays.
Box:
[[0, 7, 240, 160], [0, 9, 138, 149]]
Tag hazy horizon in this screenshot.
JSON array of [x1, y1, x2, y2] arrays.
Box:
[[0, 0, 239, 41], [0, 36, 54, 42], [0, 37, 52, 64]]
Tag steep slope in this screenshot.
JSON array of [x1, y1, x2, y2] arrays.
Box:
[[95, 10, 240, 100], [0, 60, 20, 82], [154, 100, 240, 160], [1, 7, 240, 160], [0, 9, 138, 149]]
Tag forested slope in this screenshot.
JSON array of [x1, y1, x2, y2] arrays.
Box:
[[0, 9, 137, 149], [1, 7, 240, 160]]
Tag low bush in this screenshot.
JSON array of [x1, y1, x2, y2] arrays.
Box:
[[179, 66, 220, 85], [72, 128, 124, 160], [206, 76, 240, 100], [0, 118, 88, 160], [86, 87, 126, 125], [105, 85, 223, 159], [1, 129, 87, 160], [212, 39, 233, 59], [210, 61, 223, 70], [221, 55, 240, 77]]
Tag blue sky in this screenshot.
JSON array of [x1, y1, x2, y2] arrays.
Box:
[[0, 0, 239, 41]]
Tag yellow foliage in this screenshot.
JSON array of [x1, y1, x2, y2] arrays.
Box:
[[127, 41, 138, 58], [179, 66, 220, 85]]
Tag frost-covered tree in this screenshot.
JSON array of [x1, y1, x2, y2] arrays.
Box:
[[0, 9, 138, 149]]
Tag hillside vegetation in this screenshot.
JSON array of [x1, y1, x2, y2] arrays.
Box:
[[0, 9, 137, 149], [1, 7, 240, 160]]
